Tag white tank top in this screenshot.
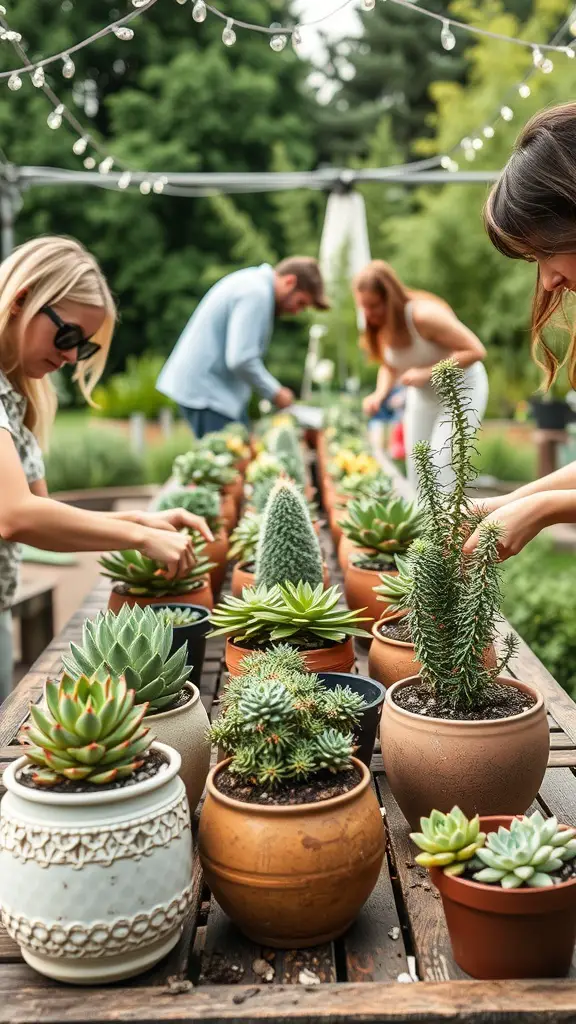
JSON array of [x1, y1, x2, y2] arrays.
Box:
[[384, 301, 445, 373]]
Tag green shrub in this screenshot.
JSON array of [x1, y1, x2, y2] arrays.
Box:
[[473, 432, 536, 484], [45, 427, 144, 492], [92, 355, 175, 420]]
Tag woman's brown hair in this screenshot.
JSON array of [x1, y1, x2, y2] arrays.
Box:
[[484, 102, 576, 389]]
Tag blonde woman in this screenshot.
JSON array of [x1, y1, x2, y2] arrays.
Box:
[[356, 260, 488, 490], [0, 236, 212, 701]]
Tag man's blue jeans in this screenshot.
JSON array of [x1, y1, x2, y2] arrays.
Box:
[[179, 406, 248, 439]]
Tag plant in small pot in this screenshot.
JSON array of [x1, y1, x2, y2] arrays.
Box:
[[156, 485, 228, 594], [0, 674, 194, 985], [62, 605, 211, 811], [172, 449, 238, 528], [100, 537, 216, 613], [153, 605, 211, 679], [410, 806, 576, 979], [199, 648, 384, 947], [342, 496, 423, 627], [198, 432, 248, 503], [228, 512, 261, 597], [380, 360, 550, 828]]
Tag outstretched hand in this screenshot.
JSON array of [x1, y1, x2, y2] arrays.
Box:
[[463, 495, 545, 561]]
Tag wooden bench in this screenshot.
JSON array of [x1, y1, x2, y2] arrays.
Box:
[[10, 578, 55, 674], [2, 464, 576, 1022]]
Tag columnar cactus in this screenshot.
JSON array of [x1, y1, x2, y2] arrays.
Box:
[[269, 426, 306, 488], [255, 478, 323, 589]]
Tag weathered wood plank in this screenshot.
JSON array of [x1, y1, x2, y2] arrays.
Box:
[[343, 848, 409, 983], [7, 977, 576, 1023], [199, 899, 261, 986], [0, 924, 22, 963]]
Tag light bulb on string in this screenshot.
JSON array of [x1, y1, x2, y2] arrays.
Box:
[[440, 155, 451, 169], [192, 1, 207, 22], [99, 156, 114, 174], [176, 0, 188, 4], [500, 105, 514, 121], [472, 137, 483, 150], [464, 148, 476, 162], [131, 0, 149, 7], [140, 180, 152, 195], [460, 137, 472, 151], [222, 18, 236, 45], [570, 19, 576, 36], [518, 82, 531, 98], [31, 66, 45, 88], [153, 178, 166, 193], [84, 156, 96, 169], [47, 104, 65, 129], [0, 5, 6, 13], [532, 45, 543, 67], [118, 171, 132, 189], [73, 135, 89, 156], [440, 19, 456, 51], [270, 33, 287, 51], [564, 46, 576, 59], [483, 125, 495, 138], [448, 159, 459, 172], [3, 31, 22, 42], [361, 0, 376, 10], [114, 26, 135, 40], [62, 54, 75, 78], [7, 73, 22, 91], [541, 57, 554, 73]]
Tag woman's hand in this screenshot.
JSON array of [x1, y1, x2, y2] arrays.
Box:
[[399, 367, 432, 388], [139, 527, 197, 580], [117, 509, 214, 543], [463, 495, 548, 561], [363, 392, 383, 417]]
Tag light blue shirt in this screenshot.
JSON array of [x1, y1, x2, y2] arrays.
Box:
[[157, 264, 281, 420]]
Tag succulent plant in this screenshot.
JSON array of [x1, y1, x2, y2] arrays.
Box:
[[156, 607, 203, 628], [245, 452, 284, 486], [172, 449, 236, 489], [255, 478, 323, 589], [156, 485, 221, 532], [410, 807, 486, 876], [99, 539, 215, 597], [340, 496, 423, 559], [229, 513, 261, 564], [374, 554, 413, 610], [210, 645, 360, 789], [18, 674, 153, 785], [337, 472, 392, 503], [329, 450, 379, 481], [210, 581, 371, 646], [198, 432, 236, 460], [268, 426, 306, 488], [473, 812, 576, 888], [62, 605, 191, 711], [221, 421, 250, 443]]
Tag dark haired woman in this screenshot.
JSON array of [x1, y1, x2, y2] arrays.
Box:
[[466, 102, 576, 559], [356, 259, 488, 489]]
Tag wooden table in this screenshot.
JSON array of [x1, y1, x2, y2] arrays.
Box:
[[3, 467, 576, 1022]]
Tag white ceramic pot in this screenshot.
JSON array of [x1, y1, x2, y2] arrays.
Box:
[[0, 742, 194, 985], [147, 683, 210, 813]]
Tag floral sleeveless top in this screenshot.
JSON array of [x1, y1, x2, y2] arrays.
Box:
[[0, 372, 45, 612]]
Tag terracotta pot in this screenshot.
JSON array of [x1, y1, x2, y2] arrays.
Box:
[[368, 611, 418, 689], [226, 636, 356, 678], [430, 816, 576, 979], [199, 758, 384, 947], [224, 477, 243, 510], [220, 492, 238, 531], [107, 577, 214, 615], [344, 560, 397, 628], [231, 562, 256, 598], [381, 675, 549, 829], [338, 536, 366, 573], [205, 527, 229, 596]]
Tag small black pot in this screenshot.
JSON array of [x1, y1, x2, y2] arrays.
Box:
[[318, 672, 386, 767], [151, 603, 211, 689], [530, 397, 570, 431]]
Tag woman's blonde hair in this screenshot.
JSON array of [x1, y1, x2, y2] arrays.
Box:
[[484, 102, 576, 390], [0, 235, 116, 447], [354, 259, 450, 360]]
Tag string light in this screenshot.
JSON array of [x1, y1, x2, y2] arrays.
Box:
[[131, 0, 149, 7], [83, 156, 96, 169], [222, 18, 236, 46], [47, 105, 65, 129], [192, 1, 207, 23], [61, 54, 75, 79], [441, 19, 456, 51], [72, 135, 89, 156], [118, 171, 132, 189], [113, 26, 135, 41], [99, 157, 114, 174], [31, 66, 45, 87], [483, 125, 495, 138], [518, 82, 531, 98], [140, 180, 152, 194], [532, 45, 543, 66], [541, 57, 554, 73], [500, 106, 514, 121], [270, 33, 287, 51], [7, 72, 21, 91], [361, 0, 376, 10], [292, 26, 303, 52]]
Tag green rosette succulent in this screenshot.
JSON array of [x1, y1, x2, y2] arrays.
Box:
[[62, 605, 190, 711], [374, 554, 413, 610], [340, 496, 423, 558], [99, 539, 215, 597], [473, 812, 576, 889], [410, 807, 486, 876], [337, 472, 392, 505], [156, 607, 203, 628], [156, 485, 221, 532], [229, 513, 261, 564], [18, 674, 153, 785], [172, 449, 236, 489]]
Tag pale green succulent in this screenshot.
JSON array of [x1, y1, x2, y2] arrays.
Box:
[[314, 728, 355, 772], [99, 540, 215, 597], [473, 812, 576, 888], [62, 605, 190, 711], [156, 607, 203, 628], [410, 806, 486, 876], [229, 513, 261, 564], [18, 674, 153, 785], [374, 554, 413, 610], [340, 496, 423, 558]]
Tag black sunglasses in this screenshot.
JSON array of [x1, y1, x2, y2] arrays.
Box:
[[41, 304, 101, 363]]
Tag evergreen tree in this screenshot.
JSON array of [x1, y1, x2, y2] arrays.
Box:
[[256, 478, 323, 589]]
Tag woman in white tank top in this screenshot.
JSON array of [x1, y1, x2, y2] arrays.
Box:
[[355, 260, 489, 491]]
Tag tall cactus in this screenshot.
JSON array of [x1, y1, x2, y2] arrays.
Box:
[[256, 478, 323, 589]]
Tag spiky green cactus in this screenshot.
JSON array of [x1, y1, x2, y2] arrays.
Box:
[[62, 605, 191, 711], [256, 478, 323, 589], [99, 539, 215, 598], [340, 496, 423, 560], [410, 807, 486, 876], [268, 426, 306, 488], [474, 812, 576, 888], [211, 645, 361, 788], [156, 486, 221, 532], [18, 674, 153, 785]]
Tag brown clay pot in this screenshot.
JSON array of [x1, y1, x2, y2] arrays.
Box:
[[328, 496, 349, 547], [107, 577, 214, 615], [368, 611, 418, 689], [338, 536, 367, 573], [231, 562, 255, 598], [430, 816, 576, 979], [198, 758, 385, 947], [344, 560, 397, 629], [225, 636, 356, 678], [224, 477, 243, 511], [204, 528, 229, 596], [220, 492, 238, 531], [380, 675, 549, 829]]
